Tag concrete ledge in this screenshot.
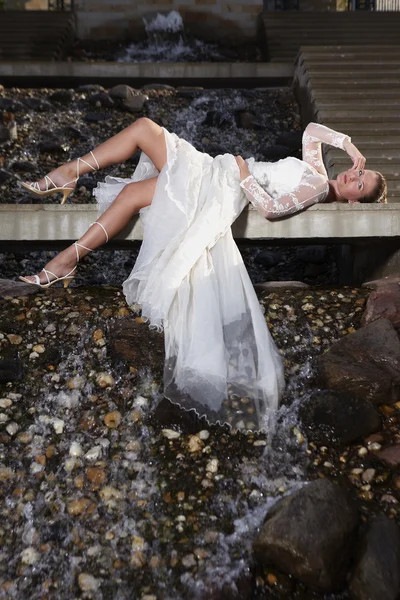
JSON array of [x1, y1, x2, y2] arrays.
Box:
[[0, 203, 398, 243], [0, 60, 293, 86]]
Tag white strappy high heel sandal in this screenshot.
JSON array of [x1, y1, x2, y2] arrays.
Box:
[[21, 151, 100, 205], [18, 221, 109, 289]]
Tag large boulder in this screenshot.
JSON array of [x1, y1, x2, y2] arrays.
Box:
[[299, 390, 381, 447], [253, 479, 358, 592], [0, 278, 39, 298], [316, 319, 400, 405], [349, 516, 400, 600], [361, 283, 400, 331]]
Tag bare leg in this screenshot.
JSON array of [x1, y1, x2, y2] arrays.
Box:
[[26, 118, 167, 192], [21, 177, 157, 284]]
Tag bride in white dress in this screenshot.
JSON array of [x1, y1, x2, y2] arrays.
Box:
[[19, 120, 387, 431]]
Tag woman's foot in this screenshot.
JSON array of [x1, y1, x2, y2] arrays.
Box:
[[21, 245, 79, 285], [23, 161, 78, 193]]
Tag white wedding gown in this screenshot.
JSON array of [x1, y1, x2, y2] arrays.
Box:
[[93, 123, 350, 431]]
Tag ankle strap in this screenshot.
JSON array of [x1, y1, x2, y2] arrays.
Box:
[[89, 221, 109, 243], [77, 151, 100, 177]]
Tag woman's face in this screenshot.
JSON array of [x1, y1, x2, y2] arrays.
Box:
[[336, 168, 379, 203]]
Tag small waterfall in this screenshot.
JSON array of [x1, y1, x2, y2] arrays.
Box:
[[119, 10, 226, 63]]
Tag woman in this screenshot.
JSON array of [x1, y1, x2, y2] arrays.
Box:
[[19, 120, 387, 431]]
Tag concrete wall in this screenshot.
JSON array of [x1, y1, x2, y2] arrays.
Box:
[[75, 0, 263, 42]]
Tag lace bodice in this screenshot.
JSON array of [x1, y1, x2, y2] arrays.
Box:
[[240, 123, 351, 219]]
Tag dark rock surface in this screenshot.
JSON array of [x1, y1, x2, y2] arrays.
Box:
[[317, 318, 400, 405], [349, 516, 400, 600], [253, 479, 359, 592], [299, 389, 382, 447], [361, 283, 400, 331], [0, 278, 39, 298]]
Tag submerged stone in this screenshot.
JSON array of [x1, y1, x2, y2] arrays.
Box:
[[253, 479, 359, 592]]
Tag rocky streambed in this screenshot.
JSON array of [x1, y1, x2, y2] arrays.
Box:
[[1, 278, 400, 599]]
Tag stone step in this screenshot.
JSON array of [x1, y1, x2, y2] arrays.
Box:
[[318, 110, 400, 121], [308, 78, 400, 88], [315, 100, 400, 109], [328, 149, 400, 160]]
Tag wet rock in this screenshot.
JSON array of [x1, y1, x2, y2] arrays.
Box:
[[0, 278, 39, 297], [143, 83, 176, 91], [276, 131, 303, 152], [88, 92, 115, 109], [10, 161, 37, 173], [254, 250, 283, 269], [299, 390, 381, 447], [0, 124, 11, 145], [49, 90, 75, 105], [376, 444, 400, 466], [23, 98, 53, 112], [0, 169, 13, 183], [38, 140, 65, 154], [253, 479, 358, 592], [108, 85, 148, 113], [76, 84, 105, 93], [349, 516, 400, 600], [0, 98, 25, 111], [84, 113, 112, 123], [361, 283, 400, 331], [255, 280, 310, 290], [262, 145, 292, 161], [316, 319, 400, 405]]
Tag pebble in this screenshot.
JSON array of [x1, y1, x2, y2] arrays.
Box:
[[199, 430, 210, 440], [52, 418, 65, 434], [20, 547, 40, 565], [206, 459, 219, 473], [181, 554, 196, 568], [32, 344, 45, 353], [85, 446, 102, 461], [362, 468, 376, 483], [161, 429, 181, 440], [67, 498, 91, 516], [96, 372, 115, 388], [78, 573, 100, 593], [67, 375, 85, 390], [0, 413, 9, 423], [5, 422, 19, 436], [0, 398, 12, 409], [187, 435, 204, 453], [86, 467, 107, 484], [253, 440, 267, 447], [381, 494, 398, 504], [7, 334, 22, 345], [358, 447, 368, 457], [369, 442, 382, 452], [69, 442, 83, 457], [104, 411, 122, 428]]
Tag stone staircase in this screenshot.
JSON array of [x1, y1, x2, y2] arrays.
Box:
[[294, 45, 400, 202], [0, 11, 75, 60], [262, 11, 400, 62]]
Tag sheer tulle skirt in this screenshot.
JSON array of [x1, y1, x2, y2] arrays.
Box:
[[93, 128, 284, 431]]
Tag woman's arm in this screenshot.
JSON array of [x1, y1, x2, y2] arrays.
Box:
[[302, 123, 366, 176], [239, 173, 328, 220]]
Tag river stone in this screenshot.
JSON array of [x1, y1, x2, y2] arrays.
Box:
[[0, 278, 39, 298], [299, 390, 381, 447], [361, 283, 400, 331], [349, 516, 400, 600], [316, 319, 400, 405], [49, 90, 75, 105], [253, 479, 359, 592], [88, 92, 115, 109], [376, 444, 400, 466]]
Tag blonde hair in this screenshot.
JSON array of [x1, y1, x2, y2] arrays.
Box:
[[361, 171, 387, 204]]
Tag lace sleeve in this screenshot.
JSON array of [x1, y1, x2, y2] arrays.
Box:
[[302, 122, 351, 177], [240, 174, 328, 220]]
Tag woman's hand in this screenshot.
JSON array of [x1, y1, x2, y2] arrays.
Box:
[[343, 139, 366, 171], [235, 156, 251, 182]]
